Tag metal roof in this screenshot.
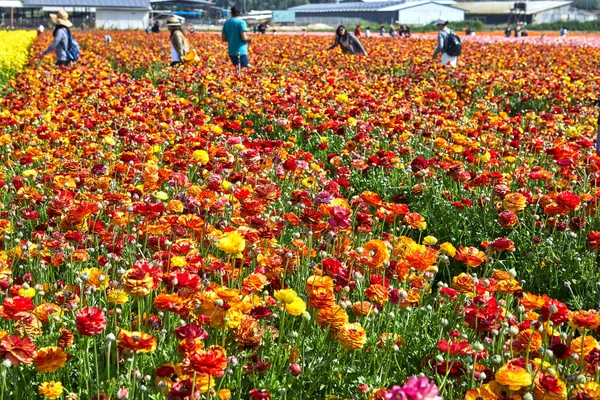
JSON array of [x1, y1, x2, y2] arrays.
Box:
[[0, 0, 22, 7], [23, 0, 151, 8], [455, 1, 571, 14], [290, 0, 458, 12]]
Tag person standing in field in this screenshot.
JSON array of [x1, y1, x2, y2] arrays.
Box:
[[167, 16, 190, 67], [222, 5, 252, 69], [326, 25, 368, 56], [432, 18, 458, 67], [40, 10, 73, 66], [365, 26, 371, 37], [354, 24, 361, 37]]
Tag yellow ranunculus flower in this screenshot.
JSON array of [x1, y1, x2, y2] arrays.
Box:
[[423, 236, 438, 246], [439, 242, 456, 257], [192, 150, 209, 165], [274, 289, 298, 304], [218, 230, 246, 255], [285, 297, 307, 316], [38, 381, 63, 399], [170, 256, 187, 268]]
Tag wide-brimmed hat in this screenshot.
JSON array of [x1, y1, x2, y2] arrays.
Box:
[[166, 16, 181, 26], [434, 18, 448, 26], [50, 10, 73, 28]]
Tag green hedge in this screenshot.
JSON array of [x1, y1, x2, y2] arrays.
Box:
[[525, 19, 600, 31]]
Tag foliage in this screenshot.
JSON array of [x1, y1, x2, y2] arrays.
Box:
[[527, 19, 600, 31], [0, 31, 599, 400]]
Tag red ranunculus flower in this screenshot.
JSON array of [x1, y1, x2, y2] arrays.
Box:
[[75, 307, 107, 336], [587, 231, 600, 250], [555, 190, 581, 212], [540, 299, 569, 326]]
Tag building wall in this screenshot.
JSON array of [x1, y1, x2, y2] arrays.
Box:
[[531, 5, 570, 23], [466, 13, 532, 25], [399, 4, 464, 25], [295, 11, 398, 25], [95, 9, 149, 30]]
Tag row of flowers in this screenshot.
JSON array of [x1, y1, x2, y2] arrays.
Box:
[[0, 32, 598, 399], [0, 30, 37, 87]]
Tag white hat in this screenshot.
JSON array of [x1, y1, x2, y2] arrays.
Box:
[[434, 18, 448, 26], [166, 16, 181, 26]]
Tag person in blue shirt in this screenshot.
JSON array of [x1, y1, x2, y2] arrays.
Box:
[[222, 5, 252, 69]]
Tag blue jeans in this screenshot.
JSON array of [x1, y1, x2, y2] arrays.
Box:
[[229, 54, 249, 68]]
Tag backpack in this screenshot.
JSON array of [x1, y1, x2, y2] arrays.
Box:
[[443, 30, 462, 57], [65, 29, 80, 62]]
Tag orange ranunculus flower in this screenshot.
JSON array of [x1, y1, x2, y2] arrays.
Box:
[[178, 338, 205, 358], [121, 268, 154, 297], [534, 374, 567, 400], [57, 328, 74, 349], [308, 287, 336, 310], [81, 267, 107, 288], [118, 329, 157, 353], [520, 292, 550, 311], [34, 346, 69, 373], [0, 335, 36, 366], [38, 381, 63, 399], [569, 310, 600, 331], [393, 236, 417, 259], [234, 315, 263, 350], [503, 193, 527, 212], [242, 273, 268, 294], [403, 212, 427, 230], [465, 381, 506, 400], [360, 191, 383, 206], [495, 363, 533, 391], [352, 301, 375, 317], [154, 293, 185, 314], [569, 335, 598, 358], [454, 247, 486, 267], [360, 240, 390, 270], [511, 330, 542, 353], [452, 273, 475, 293], [403, 243, 438, 271], [337, 323, 367, 350], [497, 278, 522, 294], [219, 388, 232, 399], [187, 345, 228, 377], [365, 284, 388, 305], [306, 275, 334, 297], [33, 303, 63, 324], [572, 382, 600, 399], [399, 289, 421, 308], [316, 305, 349, 335]]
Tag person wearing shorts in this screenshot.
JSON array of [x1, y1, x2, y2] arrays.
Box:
[[222, 5, 252, 68]]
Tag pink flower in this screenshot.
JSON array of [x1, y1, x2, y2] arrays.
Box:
[[385, 376, 442, 400]]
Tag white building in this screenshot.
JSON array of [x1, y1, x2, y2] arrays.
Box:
[[289, 0, 464, 26], [24, 0, 151, 29]]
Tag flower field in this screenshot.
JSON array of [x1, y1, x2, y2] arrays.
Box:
[[0, 30, 600, 399], [0, 30, 37, 88]]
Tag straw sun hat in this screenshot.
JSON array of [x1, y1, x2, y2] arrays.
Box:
[[166, 16, 181, 27], [50, 10, 73, 28]]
